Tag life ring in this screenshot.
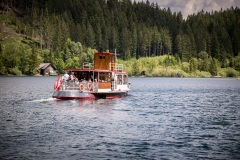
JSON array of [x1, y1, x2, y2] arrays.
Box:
[[88, 83, 92, 91], [79, 84, 84, 92]]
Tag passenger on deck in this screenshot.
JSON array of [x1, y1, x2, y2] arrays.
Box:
[[63, 72, 69, 81], [62, 72, 69, 86], [117, 76, 122, 84], [82, 78, 87, 83], [93, 79, 98, 92], [75, 78, 79, 85], [70, 72, 75, 81]]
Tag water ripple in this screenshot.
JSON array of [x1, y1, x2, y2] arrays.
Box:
[[0, 77, 240, 159]]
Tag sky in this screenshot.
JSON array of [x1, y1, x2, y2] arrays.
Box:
[[134, 0, 240, 19]]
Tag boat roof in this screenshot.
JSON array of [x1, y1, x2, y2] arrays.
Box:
[[64, 68, 127, 74], [95, 52, 116, 55]]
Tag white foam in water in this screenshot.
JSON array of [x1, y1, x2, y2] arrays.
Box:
[[27, 98, 56, 103]]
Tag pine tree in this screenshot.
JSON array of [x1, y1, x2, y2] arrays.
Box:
[[211, 30, 220, 59], [209, 57, 218, 76], [29, 45, 39, 75], [85, 22, 95, 48]]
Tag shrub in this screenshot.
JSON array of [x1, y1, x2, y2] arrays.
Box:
[[177, 70, 188, 77], [167, 68, 188, 77], [181, 62, 190, 73], [151, 67, 188, 77], [224, 68, 239, 77], [193, 70, 211, 77], [8, 67, 22, 75], [0, 67, 7, 75]]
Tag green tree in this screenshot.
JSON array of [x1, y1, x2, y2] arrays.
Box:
[[4, 43, 20, 69], [119, 27, 130, 59], [53, 58, 65, 74], [151, 27, 161, 56], [94, 21, 103, 51], [0, 44, 6, 74], [85, 22, 95, 48], [109, 26, 119, 52], [198, 51, 209, 71], [130, 23, 137, 57], [175, 34, 191, 61], [42, 9, 54, 51], [189, 57, 198, 73], [233, 55, 240, 71], [209, 57, 218, 76], [18, 44, 30, 74], [29, 45, 40, 75], [1, 0, 240, 76], [40, 49, 52, 63], [160, 28, 172, 55], [211, 31, 220, 59], [75, 23, 83, 43], [182, 62, 190, 73], [132, 60, 141, 76], [231, 25, 240, 56], [148, 57, 158, 72]]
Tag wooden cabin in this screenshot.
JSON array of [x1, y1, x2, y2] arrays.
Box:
[[93, 52, 119, 90], [37, 63, 57, 76], [94, 52, 116, 71]]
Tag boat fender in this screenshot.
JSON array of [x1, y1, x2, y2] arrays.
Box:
[[88, 83, 92, 91], [79, 84, 84, 92]]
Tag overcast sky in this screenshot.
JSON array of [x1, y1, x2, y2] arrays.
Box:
[[134, 0, 240, 19]]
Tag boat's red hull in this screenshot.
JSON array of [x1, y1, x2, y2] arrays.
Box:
[[52, 90, 128, 100]]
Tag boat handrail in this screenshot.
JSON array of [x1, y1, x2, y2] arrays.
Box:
[[60, 81, 98, 91], [83, 62, 93, 69], [109, 63, 123, 72], [61, 81, 86, 90]]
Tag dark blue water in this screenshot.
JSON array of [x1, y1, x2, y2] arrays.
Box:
[[0, 77, 240, 159]]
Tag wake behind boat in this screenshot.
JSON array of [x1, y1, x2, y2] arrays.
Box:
[[52, 51, 130, 100]]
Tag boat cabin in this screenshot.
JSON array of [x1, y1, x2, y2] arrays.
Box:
[[62, 52, 129, 93], [37, 63, 57, 76]]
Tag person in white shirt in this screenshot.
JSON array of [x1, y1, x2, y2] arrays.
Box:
[[63, 72, 69, 81], [62, 72, 69, 87]]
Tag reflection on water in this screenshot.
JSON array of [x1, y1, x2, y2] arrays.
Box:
[[0, 77, 240, 159]]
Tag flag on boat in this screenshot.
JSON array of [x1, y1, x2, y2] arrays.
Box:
[[56, 74, 61, 91]]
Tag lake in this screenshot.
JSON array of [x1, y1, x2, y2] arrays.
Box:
[[0, 77, 240, 159]]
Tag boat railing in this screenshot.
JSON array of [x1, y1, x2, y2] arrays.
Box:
[[109, 63, 123, 72], [83, 62, 93, 69], [60, 81, 98, 92]]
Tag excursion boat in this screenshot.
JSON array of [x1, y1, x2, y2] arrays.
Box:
[[52, 51, 130, 100]]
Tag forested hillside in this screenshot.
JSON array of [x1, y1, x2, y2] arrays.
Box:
[[0, 0, 240, 77]]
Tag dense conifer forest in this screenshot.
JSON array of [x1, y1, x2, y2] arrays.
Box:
[[0, 0, 240, 77]]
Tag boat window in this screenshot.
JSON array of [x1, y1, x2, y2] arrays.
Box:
[[78, 71, 91, 82], [123, 75, 128, 84], [99, 72, 111, 82], [99, 56, 105, 59], [117, 75, 122, 84]]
